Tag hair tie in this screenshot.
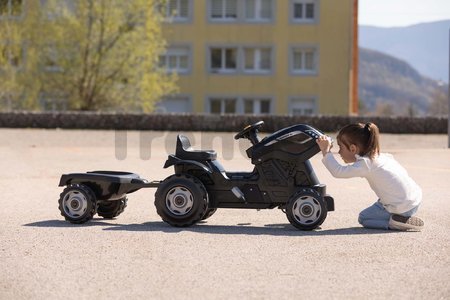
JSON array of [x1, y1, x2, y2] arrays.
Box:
[[364, 123, 371, 132]]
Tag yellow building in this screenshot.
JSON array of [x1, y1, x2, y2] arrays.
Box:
[[157, 0, 358, 115]]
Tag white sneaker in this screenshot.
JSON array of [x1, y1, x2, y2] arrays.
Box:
[[389, 214, 424, 231]]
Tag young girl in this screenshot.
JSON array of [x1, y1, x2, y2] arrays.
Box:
[[316, 122, 424, 231]]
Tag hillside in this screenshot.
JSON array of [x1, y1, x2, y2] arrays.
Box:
[[358, 47, 446, 116], [359, 20, 450, 82]]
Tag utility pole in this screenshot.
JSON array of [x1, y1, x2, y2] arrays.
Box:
[[448, 28, 450, 148]]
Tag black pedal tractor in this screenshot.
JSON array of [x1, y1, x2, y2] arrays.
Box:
[[155, 121, 334, 230], [58, 121, 334, 231]]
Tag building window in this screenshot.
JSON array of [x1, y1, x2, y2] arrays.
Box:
[[291, 46, 318, 75], [244, 0, 273, 21], [290, 97, 316, 115], [155, 96, 192, 113], [0, 0, 23, 18], [161, 0, 190, 22], [209, 0, 237, 21], [209, 98, 237, 114], [207, 97, 272, 114], [244, 98, 271, 114], [159, 46, 190, 74], [291, 0, 317, 23], [243, 47, 272, 73], [210, 47, 237, 73], [209, 45, 273, 75]]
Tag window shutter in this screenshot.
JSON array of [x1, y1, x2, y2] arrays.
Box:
[[293, 3, 303, 18], [211, 0, 223, 18], [168, 0, 177, 16], [225, 48, 237, 69], [293, 50, 303, 69], [260, 100, 271, 113], [304, 50, 314, 70], [244, 48, 254, 69], [211, 48, 222, 69], [179, 0, 189, 17], [210, 99, 222, 113], [245, 0, 255, 19], [244, 99, 254, 113], [168, 56, 177, 69], [259, 48, 271, 70], [306, 3, 314, 19], [224, 99, 237, 113], [260, 0, 271, 19], [225, 0, 237, 18]]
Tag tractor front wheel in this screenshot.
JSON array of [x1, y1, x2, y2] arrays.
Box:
[[285, 188, 327, 230]]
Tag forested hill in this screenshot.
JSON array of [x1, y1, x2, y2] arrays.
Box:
[[358, 47, 446, 116]]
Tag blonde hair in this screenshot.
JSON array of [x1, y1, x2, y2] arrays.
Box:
[[337, 122, 380, 159]]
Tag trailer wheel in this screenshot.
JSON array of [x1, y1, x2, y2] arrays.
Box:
[[97, 197, 128, 219], [155, 174, 208, 227], [58, 184, 97, 224], [285, 188, 327, 231]]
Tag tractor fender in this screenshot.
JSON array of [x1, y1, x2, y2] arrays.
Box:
[[163, 155, 212, 174]]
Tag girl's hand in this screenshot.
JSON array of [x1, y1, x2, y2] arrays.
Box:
[[316, 135, 333, 156]]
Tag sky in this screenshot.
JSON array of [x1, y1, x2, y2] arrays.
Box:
[[359, 0, 450, 27]]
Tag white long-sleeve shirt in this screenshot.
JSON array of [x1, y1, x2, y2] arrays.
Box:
[[322, 152, 422, 214]]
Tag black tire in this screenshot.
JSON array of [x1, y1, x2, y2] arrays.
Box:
[[202, 208, 217, 220], [285, 188, 328, 230], [97, 197, 128, 219], [58, 184, 97, 224], [155, 174, 208, 227]]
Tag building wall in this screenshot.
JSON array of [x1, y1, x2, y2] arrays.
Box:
[[162, 0, 356, 115]]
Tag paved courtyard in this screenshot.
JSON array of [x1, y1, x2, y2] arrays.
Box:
[[0, 128, 449, 299]]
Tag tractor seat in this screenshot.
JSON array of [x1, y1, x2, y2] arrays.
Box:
[[176, 135, 217, 161]]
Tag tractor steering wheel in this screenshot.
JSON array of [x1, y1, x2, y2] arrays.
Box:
[[234, 121, 264, 145]]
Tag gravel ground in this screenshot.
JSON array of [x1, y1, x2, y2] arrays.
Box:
[[0, 129, 449, 300]]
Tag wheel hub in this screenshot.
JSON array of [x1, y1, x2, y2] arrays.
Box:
[[292, 194, 321, 225], [70, 199, 81, 210], [174, 195, 187, 207], [166, 186, 194, 216], [63, 190, 88, 218], [300, 203, 313, 217]]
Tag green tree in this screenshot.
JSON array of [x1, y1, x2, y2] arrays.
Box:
[[1, 0, 176, 112], [0, 0, 40, 110]]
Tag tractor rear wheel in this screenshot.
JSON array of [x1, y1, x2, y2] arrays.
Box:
[[155, 174, 208, 227]]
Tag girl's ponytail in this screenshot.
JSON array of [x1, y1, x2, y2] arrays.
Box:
[[364, 122, 380, 159], [337, 122, 381, 159]]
